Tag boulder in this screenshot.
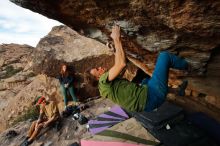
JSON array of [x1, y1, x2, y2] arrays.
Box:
[[10, 0, 220, 75], [32, 25, 113, 77]]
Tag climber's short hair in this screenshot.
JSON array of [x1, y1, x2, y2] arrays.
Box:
[[84, 68, 98, 87]]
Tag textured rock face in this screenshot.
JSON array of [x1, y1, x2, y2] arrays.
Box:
[[10, 0, 220, 75], [0, 44, 34, 99], [36, 26, 112, 62], [32, 25, 114, 77], [0, 44, 34, 132]]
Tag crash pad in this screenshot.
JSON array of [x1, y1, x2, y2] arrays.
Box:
[[88, 105, 129, 134], [83, 118, 160, 146], [132, 102, 184, 130]]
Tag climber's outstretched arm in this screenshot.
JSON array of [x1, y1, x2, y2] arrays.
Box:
[[108, 26, 126, 81]]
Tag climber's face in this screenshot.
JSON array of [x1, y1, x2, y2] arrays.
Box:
[[90, 67, 106, 79], [62, 65, 67, 72]]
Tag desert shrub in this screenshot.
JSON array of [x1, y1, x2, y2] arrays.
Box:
[[2, 65, 23, 79], [27, 72, 36, 78], [11, 106, 39, 126]]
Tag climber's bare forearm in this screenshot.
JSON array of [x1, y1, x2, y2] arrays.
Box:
[[108, 26, 126, 81]]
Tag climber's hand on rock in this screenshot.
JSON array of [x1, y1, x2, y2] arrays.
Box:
[[111, 25, 121, 41]]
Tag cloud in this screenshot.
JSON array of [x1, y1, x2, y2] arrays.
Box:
[[0, 1, 62, 47], [0, 32, 42, 46]]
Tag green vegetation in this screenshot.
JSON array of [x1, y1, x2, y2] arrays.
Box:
[[7, 59, 20, 66], [0, 48, 6, 53], [27, 72, 36, 78], [11, 106, 39, 126], [1, 65, 23, 79]]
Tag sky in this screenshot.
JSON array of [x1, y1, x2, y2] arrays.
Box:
[[0, 1, 62, 47]]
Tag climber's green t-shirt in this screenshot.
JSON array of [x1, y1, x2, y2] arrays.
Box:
[[98, 72, 148, 112]]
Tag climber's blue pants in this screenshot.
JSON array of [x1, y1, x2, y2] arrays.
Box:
[[143, 51, 188, 111]]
